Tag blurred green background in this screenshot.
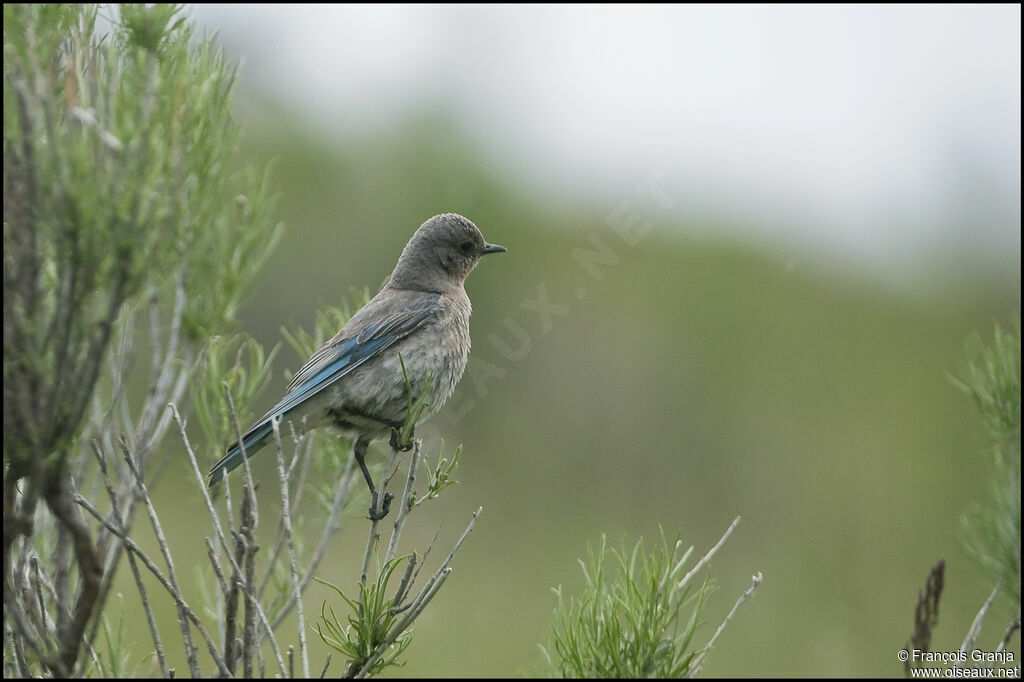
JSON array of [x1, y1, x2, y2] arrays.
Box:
[[123, 6, 1019, 678]]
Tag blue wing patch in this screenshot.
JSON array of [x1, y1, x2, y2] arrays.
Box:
[[208, 292, 440, 486]]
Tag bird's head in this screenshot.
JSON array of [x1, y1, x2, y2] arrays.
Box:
[[389, 213, 506, 292]]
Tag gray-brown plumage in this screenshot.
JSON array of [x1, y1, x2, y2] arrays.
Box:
[[209, 213, 506, 519]]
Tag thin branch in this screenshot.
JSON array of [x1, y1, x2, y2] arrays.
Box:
[[203, 538, 228, 600], [73, 494, 231, 677], [240, 484, 257, 679], [4, 616, 30, 678], [169, 404, 241, 575], [957, 582, 1001, 666], [385, 439, 422, 565], [91, 441, 168, 677], [429, 507, 482, 596], [169, 408, 285, 674], [392, 553, 418, 610], [319, 653, 333, 679], [132, 272, 187, 464], [119, 437, 201, 678], [993, 618, 1021, 661], [677, 516, 741, 591], [4, 585, 55, 672], [17, 556, 55, 650], [402, 524, 442, 607], [361, 446, 402, 585], [224, 529, 243, 676], [224, 384, 260, 530], [258, 429, 313, 600], [235, 536, 289, 678], [43, 471, 103, 677], [690, 572, 763, 676], [170, 403, 247, 677], [29, 557, 60, 641], [271, 418, 309, 677], [264, 448, 356, 636]]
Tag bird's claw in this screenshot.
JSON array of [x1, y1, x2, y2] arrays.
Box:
[[368, 491, 394, 521], [389, 427, 414, 452]]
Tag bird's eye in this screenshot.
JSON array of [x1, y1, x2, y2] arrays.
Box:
[[459, 241, 474, 253]]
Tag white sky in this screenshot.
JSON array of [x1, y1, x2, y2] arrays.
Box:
[[187, 4, 1021, 270]]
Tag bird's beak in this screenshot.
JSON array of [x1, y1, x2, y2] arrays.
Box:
[[482, 243, 507, 255]]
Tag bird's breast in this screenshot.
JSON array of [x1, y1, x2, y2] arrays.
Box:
[[323, 292, 472, 429], [408, 293, 471, 410]]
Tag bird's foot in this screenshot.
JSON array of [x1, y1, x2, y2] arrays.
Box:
[[368, 490, 394, 521], [389, 426, 414, 452]]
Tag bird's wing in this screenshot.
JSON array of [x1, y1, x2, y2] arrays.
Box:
[[270, 291, 442, 419]]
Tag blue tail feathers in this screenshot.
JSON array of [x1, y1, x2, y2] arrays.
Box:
[[208, 420, 275, 487]]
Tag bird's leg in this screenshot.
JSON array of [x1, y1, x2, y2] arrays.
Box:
[[354, 436, 392, 521]]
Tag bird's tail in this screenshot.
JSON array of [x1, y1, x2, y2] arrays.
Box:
[[208, 419, 274, 487]]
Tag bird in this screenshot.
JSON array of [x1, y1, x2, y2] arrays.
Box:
[[208, 213, 506, 519]]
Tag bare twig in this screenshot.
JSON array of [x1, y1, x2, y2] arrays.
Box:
[[4, 586, 54, 671], [91, 441, 168, 677], [203, 538, 228, 600], [271, 418, 310, 678], [225, 529, 245, 675], [224, 385, 259, 530], [120, 437, 201, 677], [403, 524, 442, 606], [4, 616, 30, 678], [265, 448, 356, 636], [169, 404, 241, 576], [385, 439, 422, 565], [361, 445, 402, 586], [258, 430, 313, 600], [677, 516, 741, 591], [173, 401, 286, 676], [690, 572, 764, 676], [957, 582, 1001, 667], [993, 618, 1021, 661], [29, 558, 59, 641], [73, 494, 231, 677], [44, 471, 104, 678], [256, 421, 310, 598], [166, 411, 285, 676], [392, 553, 418, 610], [240, 486, 258, 679], [319, 653, 333, 679], [170, 404, 251, 676]]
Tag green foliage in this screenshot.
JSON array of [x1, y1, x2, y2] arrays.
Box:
[[96, 593, 134, 678], [313, 559, 413, 677], [953, 317, 1021, 451], [3, 5, 281, 676], [409, 440, 460, 509], [3, 2, 280, 461], [280, 294, 369, 365], [193, 334, 279, 458], [954, 317, 1021, 607], [117, 4, 187, 55], [180, 166, 282, 342], [542, 530, 713, 678]]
